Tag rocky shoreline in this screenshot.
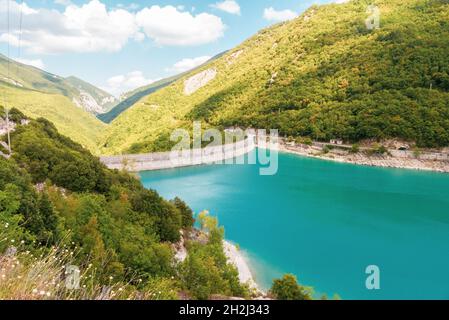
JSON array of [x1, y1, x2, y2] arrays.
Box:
[[222, 240, 260, 293], [277, 143, 449, 173], [173, 229, 264, 297]]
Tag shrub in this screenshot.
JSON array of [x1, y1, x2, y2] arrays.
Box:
[[270, 274, 312, 300], [350, 144, 360, 154]]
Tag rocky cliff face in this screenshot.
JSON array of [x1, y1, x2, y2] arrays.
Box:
[[72, 89, 117, 115], [184, 69, 217, 95]]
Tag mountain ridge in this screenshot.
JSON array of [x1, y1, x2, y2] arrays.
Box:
[[0, 54, 106, 153], [0, 54, 116, 115]]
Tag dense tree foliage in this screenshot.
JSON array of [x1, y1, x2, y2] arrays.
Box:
[[0, 117, 249, 299], [171, 197, 195, 229], [270, 274, 312, 300], [180, 212, 249, 299]]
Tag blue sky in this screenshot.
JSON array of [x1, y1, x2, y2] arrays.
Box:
[[0, 0, 337, 96]]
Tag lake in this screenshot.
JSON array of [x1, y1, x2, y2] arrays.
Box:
[[140, 150, 449, 300]]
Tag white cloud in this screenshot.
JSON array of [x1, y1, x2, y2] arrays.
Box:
[[14, 57, 45, 69], [263, 7, 298, 23], [116, 3, 140, 11], [168, 56, 211, 73], [211, 0, 241, 15], [54, 0, 72, 7], [103, 71, 157, 97], [0, 1, 226, 53], [0, 0, 141, 54], [136, 5, 225, 46]]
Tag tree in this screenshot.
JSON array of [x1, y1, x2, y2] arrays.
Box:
[[79, 216, 107, 264], [0, 184, 28, 252], [37, 192, 59, 244], [270, 274, 312, 300], [171, 197, 194, 228], [130, 189, 182, 242]]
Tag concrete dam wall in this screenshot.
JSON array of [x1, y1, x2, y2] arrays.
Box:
[[100, 137, 256, 172]]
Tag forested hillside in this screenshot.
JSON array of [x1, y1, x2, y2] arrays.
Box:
[[0, 54, 117, 115], [101, 0, 449, 155], [0, 114, 252, 300], [98, 53, 225, 124], [97, 76, 181, 124], [0, 55, 108, 152]]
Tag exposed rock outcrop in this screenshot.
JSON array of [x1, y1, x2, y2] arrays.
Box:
[[0, 118, 15, 136], [72, 90, 107, 115], [184, 69, 217, 95], [226, 49, 244, 65]]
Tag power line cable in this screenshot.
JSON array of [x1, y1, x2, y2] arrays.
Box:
[[5, 0, 12, 154], [16, 0, 24, 75]]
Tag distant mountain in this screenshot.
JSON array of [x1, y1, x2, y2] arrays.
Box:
[[102, 0, 449, 155], [64, 76, 117, 115], [0, 54, 116, 115], [0, 54, 106, 153], [97, 76, 180, 124], [98, 52, 227, 124]]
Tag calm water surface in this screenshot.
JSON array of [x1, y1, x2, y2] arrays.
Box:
[[140, 150, 449, 299]]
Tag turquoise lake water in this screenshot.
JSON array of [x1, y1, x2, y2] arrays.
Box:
[[140, 150, 449, 300]]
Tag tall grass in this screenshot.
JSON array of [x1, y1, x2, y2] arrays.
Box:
[[0, 244, 178, 300]]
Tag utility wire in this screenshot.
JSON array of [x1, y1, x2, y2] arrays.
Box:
[[5, 0, 12, 154], [17, 0, 23, 75]]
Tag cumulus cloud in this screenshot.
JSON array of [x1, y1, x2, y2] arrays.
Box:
[[0, 1, 225, 55], [168, 56, 211, 73], [136, 5, 225, 46], [115, 2, 140, 11], [0, 0, 141, 54], [14, 57, 45, 69], [54, 0, 72, 7], [102, 71, 158, 97], [263, 7, 298, 23], [210, 0, 241, 15]]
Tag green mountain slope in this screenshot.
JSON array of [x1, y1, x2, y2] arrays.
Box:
[[98, 52, 226, 124], [64, 76, 117, 114], [102, 0, 449, 155], [0, 54, 116, 115], [0, 55, 107, 153], [97, 76, 180, 124], [1, 83, 105, 153]]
